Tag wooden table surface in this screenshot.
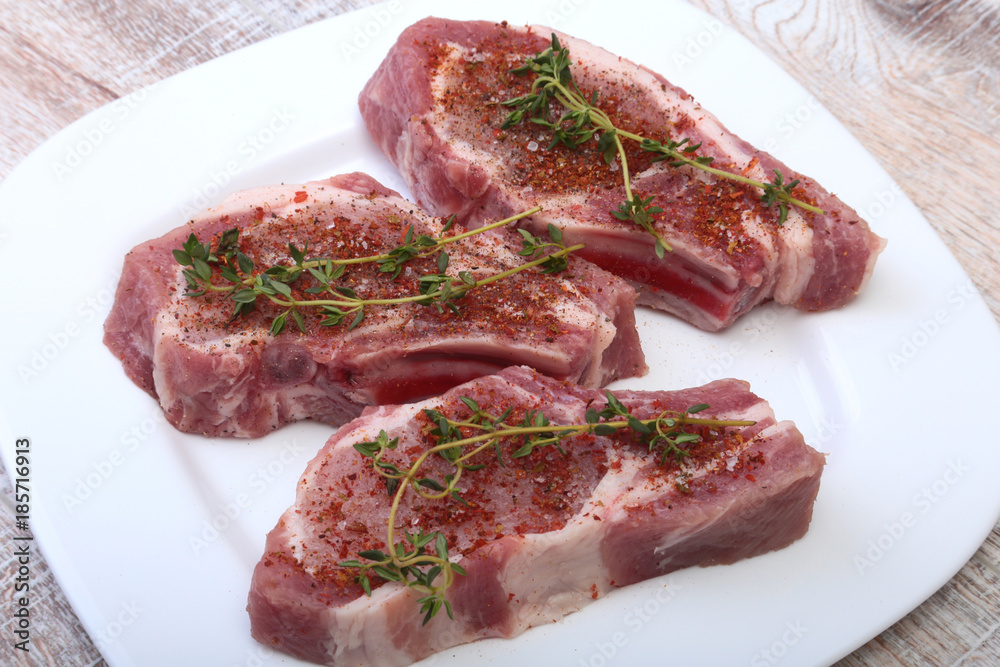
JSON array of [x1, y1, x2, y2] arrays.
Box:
[[1, 0, 998, 665]]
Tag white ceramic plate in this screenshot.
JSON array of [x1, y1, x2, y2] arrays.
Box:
[[2, 1, 999, 665]]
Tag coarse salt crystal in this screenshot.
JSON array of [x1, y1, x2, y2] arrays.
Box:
[[527, 141, 539, 152]]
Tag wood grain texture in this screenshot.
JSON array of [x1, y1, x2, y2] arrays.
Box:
[[1, 1, 998, 665]]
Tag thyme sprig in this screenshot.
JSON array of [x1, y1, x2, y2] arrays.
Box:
[[339, 393, 755, 623], [173, 207, 582, 335], [500, 35, 826, 254]]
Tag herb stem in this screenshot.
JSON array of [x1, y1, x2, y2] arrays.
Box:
[[210, 206, 546, 292], [343, 394, 756, 623], [559, 81, 823, 216], [433, 205, 543, 246], [501, 36, 827, 249], [468, 243, 584, 289], [613, 131, 633, 200], [254, 242, 583, 311], [176, 205, 575, 335], [429, 415, 755, 456]]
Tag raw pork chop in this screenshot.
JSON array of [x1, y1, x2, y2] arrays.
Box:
[[104, 173, 645, 438], [248, 366, 824, 666], [359, 18, 887, 331]]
